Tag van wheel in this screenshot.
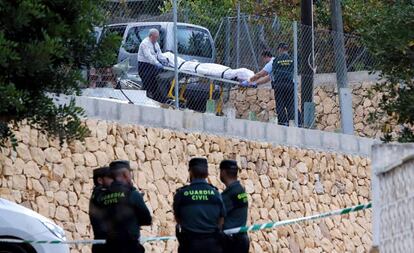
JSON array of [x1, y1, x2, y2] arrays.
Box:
[[0, 243, 32, 253]]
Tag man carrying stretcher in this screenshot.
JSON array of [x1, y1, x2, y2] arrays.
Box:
[[137, 28, 169, 98], [240, 43, 294, 126]]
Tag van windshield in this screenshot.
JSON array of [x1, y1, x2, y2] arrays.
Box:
[[100, 25, 127, 42], [177, 26, 212, 58], [124, 26, 164, 54]]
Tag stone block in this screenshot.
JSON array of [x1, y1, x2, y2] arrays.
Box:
[[119, 103, 141, 124], [340, 134, 359, 154], [266, 123, 287, 144], [203, 114, 225, 133], [140, 106, 164, 126], [225, 118, 246, 137], [358, 138, 375, 157], [163, 108, 184, 130], [183, 111, 203, 130], [75, 96, 97, 117], [246, 121, 266, 141], [303, 129, 322, 149], [321, 131, 341, 151], [93, 98, 121, 121], [286, 127, 304, 147]]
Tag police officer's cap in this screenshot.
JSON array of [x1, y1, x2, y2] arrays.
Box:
[[93, 166, 110, 185], [277, 42, 289, 50], [189, 158, 208, 178], [93, 166, 111, 178], [188, 158, 208, 170], [219, 160, 238, 171], [109, 160, 131, 172]]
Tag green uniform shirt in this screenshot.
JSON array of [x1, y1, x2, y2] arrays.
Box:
[[99, 181, 152, 241], [173, 179, 226, 234], [272, 52, 293, 84], [221, 181, 248, 230], [89, 185, 109, 239]]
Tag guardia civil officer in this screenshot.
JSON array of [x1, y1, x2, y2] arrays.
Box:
[[173, 158, 226, 253], [242, 42, 294, 125], [271, 42, 294, 125], [219, 160, 249, 253], [101, 160, 152, 253], [89, 167, 113, 253]]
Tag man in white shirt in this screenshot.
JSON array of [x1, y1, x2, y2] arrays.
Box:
[[242, 50, 274, 87], [137, 28, 169, 98]]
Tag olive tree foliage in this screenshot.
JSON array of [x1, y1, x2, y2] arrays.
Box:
[[0, 0, 120, 146], [356, 1, 414, 142], [161, 0, 236, 34]]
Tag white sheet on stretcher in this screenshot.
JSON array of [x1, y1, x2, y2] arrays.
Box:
[[162, 52, 254, 81]]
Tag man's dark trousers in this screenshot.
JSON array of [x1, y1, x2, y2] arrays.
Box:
[[178, 233, 223, 253], [138, 61, 161, 99], [273, 81, 295, 126], [106, 239, 145, 253], [223, 233, 249, 253], [92, 244, 107, 253]]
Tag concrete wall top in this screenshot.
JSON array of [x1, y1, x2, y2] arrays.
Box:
[[372, 143, 414, 175], [256, 71, 381, 89], [314, 71, 381, 86], [53, 94, 379, 157]]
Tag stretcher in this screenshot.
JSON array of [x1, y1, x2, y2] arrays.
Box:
[[162, 52, 254, 83], [162, 66, 242, 114], [161, 52, 254, 114]]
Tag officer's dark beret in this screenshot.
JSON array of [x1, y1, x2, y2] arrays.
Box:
[[93, 166, 111, 178], [109, 160, 131, 172], [188, 157, 208, 170], [93, 166, 110, 185], [277, 42, 289, 49], [219, 160, 238, 171]]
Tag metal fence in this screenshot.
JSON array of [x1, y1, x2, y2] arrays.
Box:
[[87, 1, 376, 130]]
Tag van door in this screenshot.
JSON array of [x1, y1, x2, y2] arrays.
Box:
[[119, 25, 165, 74]]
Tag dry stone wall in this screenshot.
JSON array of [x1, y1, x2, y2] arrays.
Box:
[[226, 82, 384, 138], [0, 120, 372, 253]]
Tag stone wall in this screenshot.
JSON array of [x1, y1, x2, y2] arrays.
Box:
[[0, 120, 372, 253], [226, 82, 384, 138]]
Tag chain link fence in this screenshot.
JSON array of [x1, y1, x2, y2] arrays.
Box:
[[86, 1, 377, 129]]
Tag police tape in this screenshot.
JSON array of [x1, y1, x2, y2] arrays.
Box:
[[223, 202, 372, 234], [0, 237, 175, 245], [0, 202, 371, 245]]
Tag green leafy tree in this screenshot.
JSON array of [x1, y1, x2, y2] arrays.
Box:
[[0, 0, 120, 146], [161, 0, 236, 33], [356, 1, 414, 142]]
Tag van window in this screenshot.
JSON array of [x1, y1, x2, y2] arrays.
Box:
[[177, 27, 212, 58], [100, 25, 126, 42], [123, 26, 164, 54]]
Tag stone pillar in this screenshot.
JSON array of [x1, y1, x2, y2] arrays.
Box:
[[372, 143, 414, 252]]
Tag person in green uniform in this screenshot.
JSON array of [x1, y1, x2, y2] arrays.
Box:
[[101, 160, 152, 253], [89, 167, 113, 253], [219, 160, 249, 253], [173, 158, 226, 253], [271, 42, 294, 125]]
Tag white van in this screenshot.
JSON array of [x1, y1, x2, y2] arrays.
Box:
[[101, 22, 216, 74], [97, 22, 219, 112]]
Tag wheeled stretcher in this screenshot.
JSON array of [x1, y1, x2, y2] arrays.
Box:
[[161, 52, 254, 114]]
